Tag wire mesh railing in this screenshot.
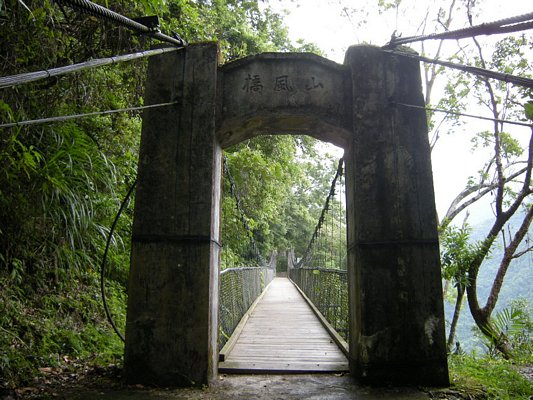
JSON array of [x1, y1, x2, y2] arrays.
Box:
[[286, 156, 349, 341], [218, 253, 276, 350], [288, 250, 349, 340]]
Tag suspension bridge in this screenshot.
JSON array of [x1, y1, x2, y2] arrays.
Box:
[[14, 0, 533, 388], [217, 158, 349, 373]]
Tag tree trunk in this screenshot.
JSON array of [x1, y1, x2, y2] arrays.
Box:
[[446, 284, 465, 352], [472, 308, 512, 359]]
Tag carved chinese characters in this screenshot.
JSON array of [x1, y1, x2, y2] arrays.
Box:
[[241, 73, 324, 94], [217, 53, 350, 148], [242, 74, 263, 93]]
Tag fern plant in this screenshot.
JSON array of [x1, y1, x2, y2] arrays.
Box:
[[475, 301, 532, 358]]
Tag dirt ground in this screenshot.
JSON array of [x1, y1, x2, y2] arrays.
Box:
[[2, 366, 451, 400], [5, 359, 532, 399], [62, 374, 435, 400]]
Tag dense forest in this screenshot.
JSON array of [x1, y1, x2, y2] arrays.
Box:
[[1, 0, 532, 398], [0, 0, 334, 390]]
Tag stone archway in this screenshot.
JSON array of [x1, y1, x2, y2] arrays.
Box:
[[216, 51, 351, 148], [123, 43, 449, 388]]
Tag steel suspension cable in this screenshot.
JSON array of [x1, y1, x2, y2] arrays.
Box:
[[299, 158, 344, 267], [55, 0, 187, 47], [382, 49, 533, 90], [0, 47, 180, 89], [0, 101, 178, 129], [395, 102, 533, 128], [386, 12, 533, 47]]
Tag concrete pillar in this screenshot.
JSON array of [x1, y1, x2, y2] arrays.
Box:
[[344, 45, 449, 386], [124, 43, 221, 387]]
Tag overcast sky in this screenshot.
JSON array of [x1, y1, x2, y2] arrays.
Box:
[[267, 0, 532, 224]]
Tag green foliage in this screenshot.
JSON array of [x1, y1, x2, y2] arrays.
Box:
[[221, 135, 338, 268], [441, 224, 479, 291], [524, 101, 533, 121], [449, 354, 533, 399], [0, 0, 329, 390], [0, 272, 125, 389], [377, 0, 401, 13], [161, 0, 301, 62], [435, 31, 532, 358], [471, 130, 524, 160], [473, 299, 533, 359], [1, 0, 321, 389], [433, 63, 470, 130]]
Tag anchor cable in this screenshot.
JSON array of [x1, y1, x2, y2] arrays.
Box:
[[0, 47, 181, 89], [54, 0, 187, 47], [0, 102, 178, 129], [386, 11, 533, 47], [382, 49, 533, 89]]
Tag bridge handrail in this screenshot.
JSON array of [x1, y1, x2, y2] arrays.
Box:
[[218, 252, 276, 350], [291, 266, 347, 275], [288, 253, 348, 341]]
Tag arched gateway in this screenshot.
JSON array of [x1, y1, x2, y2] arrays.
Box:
[[124, 43, 449, 387]]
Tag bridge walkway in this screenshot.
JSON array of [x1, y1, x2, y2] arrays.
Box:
[[218, 277, 349, 373]]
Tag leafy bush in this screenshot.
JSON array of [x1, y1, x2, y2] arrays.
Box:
[[472, 299, 533, 360]]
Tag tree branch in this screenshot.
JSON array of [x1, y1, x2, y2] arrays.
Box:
[[467, 132, 532, 336], [424, 0, 456, 107], [512, 244, 533, 259], [482, 205, 533, 315], [440, 167, 528, 228], [471, 36, 505, 216]]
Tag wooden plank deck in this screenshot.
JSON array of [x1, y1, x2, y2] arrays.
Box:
[[218, 277, 349, 373]]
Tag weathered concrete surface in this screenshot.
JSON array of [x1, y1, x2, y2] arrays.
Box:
[[344, 45, 449, 386], [124, 43, 221, 387], [59, 374, 430, 400], [217, 52, 352, 149], [125, 43, 449, 388]]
